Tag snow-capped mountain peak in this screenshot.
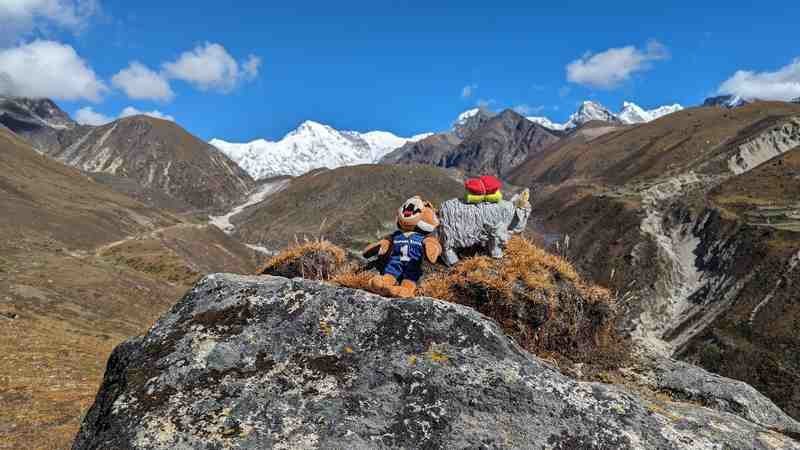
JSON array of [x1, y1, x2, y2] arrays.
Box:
[[568, 101, 619, 127], [211, 121, 429, 180], [453, 107, 495, 139], [618, 101, 650, 124], [526, 116, 568, 131], [526, 100, 684, 130], [618, 101, 683, 124], [456, 108, 480, 123]]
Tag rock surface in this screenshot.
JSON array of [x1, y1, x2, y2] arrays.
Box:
[[74, 274, 800, 449]]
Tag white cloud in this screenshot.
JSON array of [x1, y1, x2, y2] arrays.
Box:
[[717, 58, 800, 101], [461, 83, 477, 99], [74, 105, 110, 125], [0, 0, 100, 44], [566, 40, 669, 89], [119, 106, 174, 121], [0, 40, 106, 101], [111, 61, 174, 101], [512, 104, 544, 115], [242, 54, 261, 80], [163, 42, 261, 92], [477, 98, 495, 108], [74, 105, 175, 126]]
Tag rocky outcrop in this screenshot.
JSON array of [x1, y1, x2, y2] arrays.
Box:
[[727, 116, 800, 174], [74, 274, 800, 449]]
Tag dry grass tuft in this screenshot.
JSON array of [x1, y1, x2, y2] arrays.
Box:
[[418, 236, 622, 368], [258, 239, 346, 280], [330, 264, 375, 291], [262, 235, 626, 373]]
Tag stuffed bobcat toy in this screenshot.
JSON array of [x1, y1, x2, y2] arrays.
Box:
[[363, 196, 442, 298]]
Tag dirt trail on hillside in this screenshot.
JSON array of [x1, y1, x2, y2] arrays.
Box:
[[92, 223, 207, 257]]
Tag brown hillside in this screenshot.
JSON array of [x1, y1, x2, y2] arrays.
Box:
[[39, 115, 255, 213], [0, 128, 258, 449], [510, 101, 800, 187], [233, 164, 464, 251], [710, 145, 800, 230], [509, 101, 800, 421], [0, 127, 178, 248]]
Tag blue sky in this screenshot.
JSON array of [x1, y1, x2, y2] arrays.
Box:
[[1, 1, 799, 141]]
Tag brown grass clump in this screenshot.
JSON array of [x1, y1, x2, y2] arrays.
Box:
[[330, 263, 375, 291], [258, 239, 346, 280], [418, 236, 623, 369], [261, 236, 627, 374]]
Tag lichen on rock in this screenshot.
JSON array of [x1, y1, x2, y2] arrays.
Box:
[[73, 274, 800, 449]]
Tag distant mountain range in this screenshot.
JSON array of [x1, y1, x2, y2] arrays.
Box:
[[527, 100, 683, 131], [210, 122, 431, 179], [212, 100, 683, 180]]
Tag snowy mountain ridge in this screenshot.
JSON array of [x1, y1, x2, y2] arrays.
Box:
[[527, 100, 684, 131], [0, 96, 77, 130], [210, 120, 430, 179], [212, 100, 683, 179]]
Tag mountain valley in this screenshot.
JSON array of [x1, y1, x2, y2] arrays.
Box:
[[3, 93, 800, 448]]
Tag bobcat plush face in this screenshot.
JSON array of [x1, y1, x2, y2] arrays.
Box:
[[397, 196, 439, 233]]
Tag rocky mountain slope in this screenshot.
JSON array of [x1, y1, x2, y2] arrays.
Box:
[[73, 274, 800, 449], [0, 97, 255, 214], [0, 126, 259, 449], [210, 120, 431, 179], [703, 95, 749, 108], [0, 95, 75, 131], [452, 107, 495, 138], [509, 100, 800, 419], [0, 127, 176, 247], [385, 109, 560, 177], [231, 164, 464, 251]]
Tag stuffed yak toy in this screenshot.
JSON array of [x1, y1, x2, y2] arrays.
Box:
[[363, 196, 442, 298]]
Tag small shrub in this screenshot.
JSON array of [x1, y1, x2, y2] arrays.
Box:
[[258, 239, 346, 280]]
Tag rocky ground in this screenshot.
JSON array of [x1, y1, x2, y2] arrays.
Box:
[[73, 274, 800, 449]]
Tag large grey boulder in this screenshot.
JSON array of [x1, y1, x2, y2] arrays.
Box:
[[632, 352, 800, 438], [74, 274, 800, 449], [438, 190, 531, 265]]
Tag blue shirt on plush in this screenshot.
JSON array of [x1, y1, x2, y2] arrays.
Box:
[[384, 231, 425, 282]]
